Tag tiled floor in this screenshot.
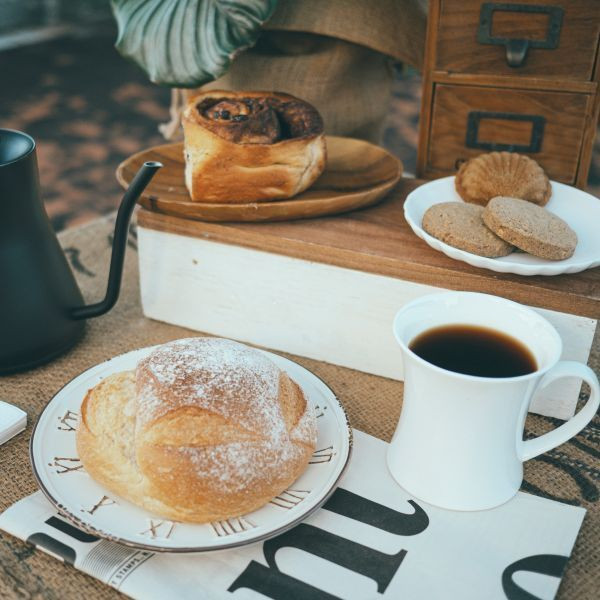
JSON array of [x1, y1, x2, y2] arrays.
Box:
[[0, 32, 170, 230], [1, 32, 598, 231]]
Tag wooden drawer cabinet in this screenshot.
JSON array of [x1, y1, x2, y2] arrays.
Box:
[[428, 84, 591, 182], [417, 0, 600, 188], [436, 0, 599, 81]]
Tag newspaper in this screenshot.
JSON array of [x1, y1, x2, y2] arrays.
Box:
[[0, 431, 585, 599]]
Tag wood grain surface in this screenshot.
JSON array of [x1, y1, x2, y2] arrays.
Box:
[[435, 0, 599, 81], [428, 72, 598, 94], [138, 178, 600, 319], [426, 83, 590, 182], [417, 1, 600, 189], [116, 137, 402, 222]]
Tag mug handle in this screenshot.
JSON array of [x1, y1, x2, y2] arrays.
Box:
[[519, 361, 599, 462]]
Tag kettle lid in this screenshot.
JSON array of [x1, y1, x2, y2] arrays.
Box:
[[0, 129, 35, 167]]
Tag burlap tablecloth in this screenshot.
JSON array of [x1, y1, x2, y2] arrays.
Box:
[[0, 214, 598, 599]]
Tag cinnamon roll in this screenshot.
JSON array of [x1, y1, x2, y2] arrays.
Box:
[[182, 90, 326, 203]]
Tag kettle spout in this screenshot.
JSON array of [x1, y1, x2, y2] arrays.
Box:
[[70, 161, 162, 320]]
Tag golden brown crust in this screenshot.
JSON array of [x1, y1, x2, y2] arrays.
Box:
[[182, 90, 327, 203], [455, 152, 551, 207], [76, 338, 317, 523], [483, 196, 577, 260], [422, 202, 514, 258]]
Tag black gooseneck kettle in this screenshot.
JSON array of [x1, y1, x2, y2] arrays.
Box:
[[0, 128, 162, 375]]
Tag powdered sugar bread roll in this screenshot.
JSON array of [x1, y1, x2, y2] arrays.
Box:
[[77, 338, 317, 523]]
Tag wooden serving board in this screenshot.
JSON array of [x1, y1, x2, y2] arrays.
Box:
[[117, 136, 402, 222], [138, 178, 599, 319]]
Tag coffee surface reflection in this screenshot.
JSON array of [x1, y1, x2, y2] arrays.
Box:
[[409, 324, 537, 378]]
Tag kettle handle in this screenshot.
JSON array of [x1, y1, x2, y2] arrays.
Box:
[[71, 161, 162, 320]]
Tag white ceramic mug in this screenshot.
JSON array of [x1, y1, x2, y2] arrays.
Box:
[[388, 291, 599, 511]]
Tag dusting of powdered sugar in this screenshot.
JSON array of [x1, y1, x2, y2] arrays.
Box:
[[134, 338, 316, 494], [176, 438, 306, 494], [136, 338, 282, 437]]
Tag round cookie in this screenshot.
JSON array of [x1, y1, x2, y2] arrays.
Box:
[[422, 202, 514, 258], [483, 196, 577, 260], [455, 152, 551, 207]]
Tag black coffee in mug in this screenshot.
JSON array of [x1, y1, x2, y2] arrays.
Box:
[[409, 324, 537, 378]]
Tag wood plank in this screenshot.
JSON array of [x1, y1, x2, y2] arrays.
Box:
[[430, 72, 597, 94], [137, 178, 600, 319], [435, 0, 600, 82], [415, 0, 440, 178], [576, 74, 600, 187], [426, 84, 590, 183], [417, 0, 599, 191]]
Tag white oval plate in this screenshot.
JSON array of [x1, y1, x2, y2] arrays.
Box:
[[30, 345, 352, 552], [404, 177, 600, 276]]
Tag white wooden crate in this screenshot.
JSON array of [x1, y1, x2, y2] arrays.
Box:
[[138, 226, 596, 420]]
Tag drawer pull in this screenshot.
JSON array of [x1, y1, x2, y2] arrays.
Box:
[[466, 111, 546, 153], [477, 3, 564, 67]]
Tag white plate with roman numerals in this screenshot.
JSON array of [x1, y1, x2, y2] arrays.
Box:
[[30, 345, 352, 552]]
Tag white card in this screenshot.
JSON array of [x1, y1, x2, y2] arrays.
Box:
[[0, 401, 27, 445]]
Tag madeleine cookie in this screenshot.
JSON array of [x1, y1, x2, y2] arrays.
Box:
[[422, 202, 514, 258], [455, 152, 551, 207], [483, 197, 577, 260]]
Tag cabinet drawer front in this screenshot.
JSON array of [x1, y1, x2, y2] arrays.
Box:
[[427, 84, 589, 182], [436, 0, 599, 81]]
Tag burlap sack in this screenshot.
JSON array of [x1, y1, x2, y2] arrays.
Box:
[[263, 0, 427, 67], [160, 0, 427, 143]]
